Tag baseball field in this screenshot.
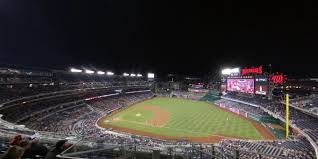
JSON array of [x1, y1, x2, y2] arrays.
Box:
[[97, 97, 275, 143]]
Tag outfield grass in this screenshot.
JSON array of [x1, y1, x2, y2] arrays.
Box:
[[103, 97, 264, 139]]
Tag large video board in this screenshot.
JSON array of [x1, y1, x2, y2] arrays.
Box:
[[227, 79, 254, 94]]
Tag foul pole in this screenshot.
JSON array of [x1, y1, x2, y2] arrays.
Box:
[[285, 94, 289, 139]]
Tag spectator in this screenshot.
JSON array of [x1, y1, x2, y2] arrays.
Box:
[[1, 145, 25, 159], [45, 140, 70, 159], [18, 140, 30, 150], [9, 135, 22, 146], [22, 139, 48, 159]]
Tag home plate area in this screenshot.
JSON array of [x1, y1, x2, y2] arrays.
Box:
[[135, 113, 142, 117]]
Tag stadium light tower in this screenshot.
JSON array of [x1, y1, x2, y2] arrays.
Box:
[[221, 68, 240, 75], [221, 68, 231, 75], [123, 73, 129, 76], [106, 71, 114, 76], [137, 74, 142, 77], [130, 73, 136, 77], [70, 68, 82, 73], [231, 68, 240, 73], [85, 69, 94, 74], [97, 71, 105, 75], [147, 73, 155, 79]]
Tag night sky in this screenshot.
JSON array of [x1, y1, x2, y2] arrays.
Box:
[[0, 0, 317, 77]]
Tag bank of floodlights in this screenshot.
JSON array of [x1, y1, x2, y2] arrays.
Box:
[[106, 71, 114, 76], [130, 73, 136, 77], [70, 68, 82, 73], [137, 74, 142, 77], [221, 68, 240, 75], [123, 73, 129, 76], [97, 71, 105, 75], [85, 69, 95, 74], [147, 73, 155, 79]]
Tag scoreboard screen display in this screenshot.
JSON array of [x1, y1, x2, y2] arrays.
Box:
[[255, 85, 268, 95], [255, 76, 268, 95], [227, 79, 254, 94]]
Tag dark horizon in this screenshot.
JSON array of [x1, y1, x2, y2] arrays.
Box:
[[0, 0, 317, 78]]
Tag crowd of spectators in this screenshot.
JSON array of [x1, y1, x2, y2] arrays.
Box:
[[87, 92, 153, 113], [218, 137, 315, 159], [71, 92, 154, 141], [0, 88, 117, 123], [3, 92, 153, 139], [0, 81, 149, 106], [30, 105, 91, 135], [0, 86, 60, 104], [0, 134, 72, 159], [290, 94, 318, 115]]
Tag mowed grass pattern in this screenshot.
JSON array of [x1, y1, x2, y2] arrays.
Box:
[[105, 97, 263, 139]]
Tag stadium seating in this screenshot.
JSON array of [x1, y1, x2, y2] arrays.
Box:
[[218, 137, 315, 159], [0, 66, 318, 158], [290, 94, 318, 115], [1, 91, 153, 137]]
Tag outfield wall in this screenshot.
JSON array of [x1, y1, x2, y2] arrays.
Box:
[[200, 90, 221, 102]]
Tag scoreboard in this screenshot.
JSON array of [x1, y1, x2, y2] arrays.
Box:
[[255, 76, 268, 95]]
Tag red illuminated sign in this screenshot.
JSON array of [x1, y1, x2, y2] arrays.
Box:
[[242, 66, 263, 76], [270, 73, 287, 85]]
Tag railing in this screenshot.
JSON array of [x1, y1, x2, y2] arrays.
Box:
[[0, 127, 315, 159], [56, 142, 299, 159]]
